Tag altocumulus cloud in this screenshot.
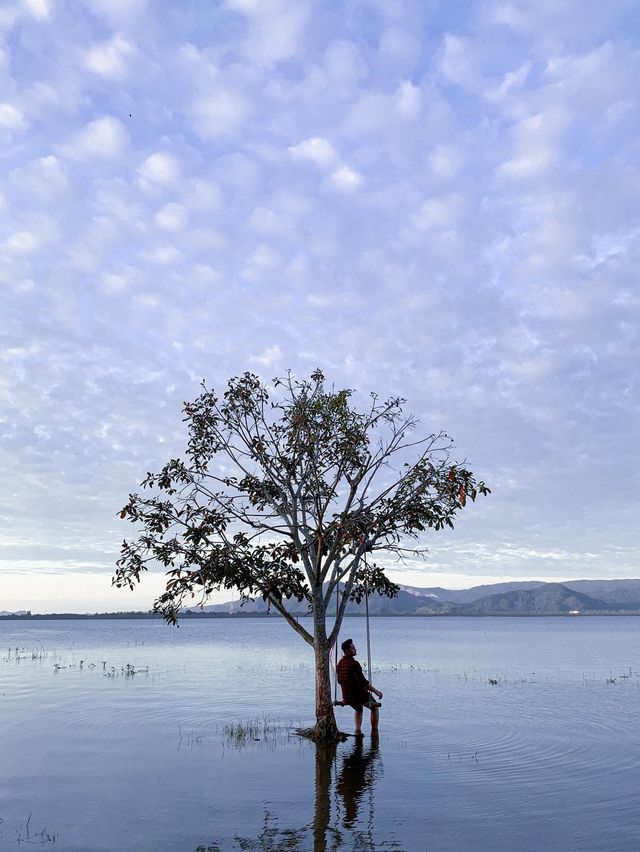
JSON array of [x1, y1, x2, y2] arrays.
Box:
[[0, 0, 639, 611]]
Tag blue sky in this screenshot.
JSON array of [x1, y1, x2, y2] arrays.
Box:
[[1, 0, 639, 612]]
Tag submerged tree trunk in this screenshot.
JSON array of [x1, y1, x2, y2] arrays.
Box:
[[303, 592, 341, 742], [313, 636, 339, 740]]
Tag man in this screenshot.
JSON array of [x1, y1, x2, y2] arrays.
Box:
[[336, 638, 383, 736]]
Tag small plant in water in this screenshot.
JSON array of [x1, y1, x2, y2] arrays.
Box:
[[104, 663, 148, 678], [222, 715, 296, 748], [178, 725, 205, 749], [16, 812, 59, 846]]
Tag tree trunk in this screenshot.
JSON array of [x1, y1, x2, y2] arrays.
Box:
[[309, 592, 340, 741], [312, 637, 339, 740]]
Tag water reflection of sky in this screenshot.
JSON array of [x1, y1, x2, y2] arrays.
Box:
[[2, 618, 640, 851]]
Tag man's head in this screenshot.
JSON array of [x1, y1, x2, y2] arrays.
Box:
[[341, 638, 356, 656]]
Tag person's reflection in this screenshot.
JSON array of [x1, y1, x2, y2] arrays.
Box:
[[336, 735, 381, 826]]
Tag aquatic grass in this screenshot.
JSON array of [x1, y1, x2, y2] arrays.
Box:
[[104, 663, 149, 678], [4, 644, 51, 663], [15, 812, 59, 845], [4, 648, 153, 681], [221, 715, 299, 749], [177, 715, 304, 752], [178, 725, 207, 750], [447, 749, 480, 764]]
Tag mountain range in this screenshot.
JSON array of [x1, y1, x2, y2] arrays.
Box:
[[200, 579, 640, 616], [3, 580, 640, 619]]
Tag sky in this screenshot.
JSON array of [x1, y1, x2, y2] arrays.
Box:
[[1, 0, 639, 613]]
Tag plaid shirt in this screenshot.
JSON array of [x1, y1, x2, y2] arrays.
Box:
[[336, 655, 369, 704]]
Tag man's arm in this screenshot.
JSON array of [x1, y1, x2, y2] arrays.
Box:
[[366, 681, 383, 699], [354, 659, 383, 699]]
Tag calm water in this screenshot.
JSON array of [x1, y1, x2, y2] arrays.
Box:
[[1, 616, 639, 851]]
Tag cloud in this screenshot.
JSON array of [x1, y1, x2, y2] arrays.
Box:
[[84, 34, 135, 79], [248, 206, 281, 234], [396, 80, 421, 118], [327, 165, 363, 192], [21, 0, 51, 20], [136, 152, 181, 188], [322, 39, 369, 87], [83, 0, 148, 25], [62, 116, 129, 160], [154, 202, 188, 231], [437, 34, 484, 91], [379, 26, 422, 73], [9, 155, 69, 200], [228, 0, 310, 66], [429, 145, 463, 180], [497, 110, 568, 179], [413, 194, 462, 230], [288, 137, 361, 191], [288, 137, 337, 168], [189, 89, 250, 138], [249, 345, 282, 367], [66, 216, 121, 272], [242, 243, 281, 280], [182, 180, 221, 211], [2, 230, 42, 255], [190, 263, 221, 285], [101, 270, 133, 295], [140, 245, 183, 265], [3, 0, 640, 610], [0, 103, 27, 132], [485, 62, 532, 102]]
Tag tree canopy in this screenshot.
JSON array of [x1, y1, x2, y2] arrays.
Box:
[[113, 369, 489, 739]]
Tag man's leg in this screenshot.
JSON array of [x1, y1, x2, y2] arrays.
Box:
[[354, 708, 363, 736], [370, 706, 379, 733]]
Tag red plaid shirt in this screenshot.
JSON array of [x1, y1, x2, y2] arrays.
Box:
[[336, 655, 369, 704]]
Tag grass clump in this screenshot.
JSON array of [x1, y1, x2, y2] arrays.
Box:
[[222, 715, 295, 748]]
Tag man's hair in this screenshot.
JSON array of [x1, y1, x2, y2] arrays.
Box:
[[341, 638, 353, 653]]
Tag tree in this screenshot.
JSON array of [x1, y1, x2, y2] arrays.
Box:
[[113, 370, 489, 741]]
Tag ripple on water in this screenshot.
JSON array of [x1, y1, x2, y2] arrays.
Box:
[[390, 674, 640, 798]]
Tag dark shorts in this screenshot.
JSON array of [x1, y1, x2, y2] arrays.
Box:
[[346, 695, 377, 712]]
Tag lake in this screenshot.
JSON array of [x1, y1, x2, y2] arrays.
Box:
[[1, 616, 639, 851]]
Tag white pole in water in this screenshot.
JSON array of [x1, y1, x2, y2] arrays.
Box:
[[364, 580, 372, 680], [334, 584, 339, 703]]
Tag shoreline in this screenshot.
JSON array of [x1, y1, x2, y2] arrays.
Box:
[[2, 611, 640, 621]]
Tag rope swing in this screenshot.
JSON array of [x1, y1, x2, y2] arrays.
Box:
[[364, 571, 372, 680], [333, 545, 374, 707]]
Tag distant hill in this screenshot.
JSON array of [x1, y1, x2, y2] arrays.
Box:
[[458, 583, 610, 615], [5, 579, 640, 620], [400, 581, 544, 604], [200, 578, 640, 617], [558, 579, 640, 606]]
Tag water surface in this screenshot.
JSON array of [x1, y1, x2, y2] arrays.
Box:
[[1, 616, 639, 850]]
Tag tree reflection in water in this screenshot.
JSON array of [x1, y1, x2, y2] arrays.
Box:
[[198, 736, 395, 851]]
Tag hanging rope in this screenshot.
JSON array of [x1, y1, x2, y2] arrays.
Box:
[[364, 568, 372, 680], [333, 579, 339, 704], [333, 542, 374, 706]]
